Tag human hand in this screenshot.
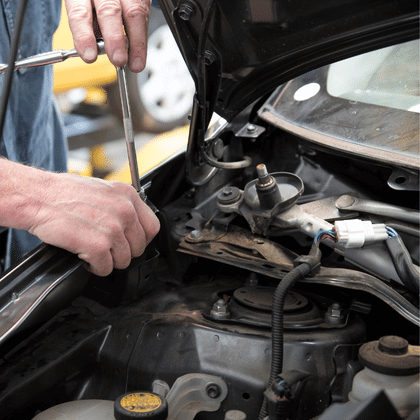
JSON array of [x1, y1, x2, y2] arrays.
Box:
[[64, 0, 150, 72], [28, 173, 160, 277]]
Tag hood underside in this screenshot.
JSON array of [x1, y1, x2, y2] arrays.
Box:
[[158, 0, 419, 120]]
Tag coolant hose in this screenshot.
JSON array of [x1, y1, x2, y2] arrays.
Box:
[[258, 260, 315, 420]]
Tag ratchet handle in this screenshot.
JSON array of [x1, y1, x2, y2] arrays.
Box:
[[116, 66, 158, 214], [0, 40, 106, 74]]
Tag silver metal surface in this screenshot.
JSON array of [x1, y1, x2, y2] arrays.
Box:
[[235, 122, 266, 138], [116, 66, 145, 199], [335, 195, 420, 225], [301, 267, 420, 327], [166, 374, 228, 420], [0, 245, 87, 344], [0, 40, 106, 73]]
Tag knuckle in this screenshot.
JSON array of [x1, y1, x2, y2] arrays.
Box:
[[125, 3, 150, 20], [107, 220, 124, 238], [95, 0, 122, 18], [147, 217, 160, 238], [114, 255, 131, 270], [67, 4, 91, 21], [119, 201, 137, 222]]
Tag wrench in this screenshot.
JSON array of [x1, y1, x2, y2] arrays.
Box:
[[116, 66, 158, 213], [0, 40, 106, 73], [115, 66, 146, 201]]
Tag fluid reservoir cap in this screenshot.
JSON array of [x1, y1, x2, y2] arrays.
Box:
[[378, 335, 409, 355], [114, 392, 168, 420], [359, 336, 419, 376]]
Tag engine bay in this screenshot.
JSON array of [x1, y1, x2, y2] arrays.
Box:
[[0, 86, 418, 419]]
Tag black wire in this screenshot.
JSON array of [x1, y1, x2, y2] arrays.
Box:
[[0, 0, 30, 141], [258, 263, 312, 420]]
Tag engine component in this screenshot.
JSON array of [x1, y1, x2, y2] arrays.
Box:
[[255, 164, 282, 210], [242, 170, 304, 235], [259, 243, 322, 420], [114, 392, 168, 420], [333, 219, 388, 248], [335, 195, 420, 225], [349, 336, 420, 418], [385, 234, 420, 294], [318, 391, 403, 420], [32, 400, 115, 420], [358, 336, 419, 376], [264, 370, 311, 420], [224, 410, 247, 420], [166, 374, 228, 420]]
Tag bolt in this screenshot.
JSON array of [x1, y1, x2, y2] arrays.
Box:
[[206, 383, 221, 399], [184, 190, 195, 199], [190, 229, 202, 239], [205, 50, 216, 65], [210, 299, 230, 320], [152, 380, 170, 398], [222, 187, 233, 197], [335, 194, 356, 209], [247, 272, 259, 287], [217, 186, 241, 205], [212, 299, 228, 314], [328, 303, 343, 318], [247, 124, 256, 133], [178, 4, 195, 21]]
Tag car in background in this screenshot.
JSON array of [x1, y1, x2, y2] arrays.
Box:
[[53, 4, 194, 133]]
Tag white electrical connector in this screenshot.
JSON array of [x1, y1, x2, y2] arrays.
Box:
[[334, 219, 388, 248]]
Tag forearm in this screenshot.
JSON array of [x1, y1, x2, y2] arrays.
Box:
[[0, 158, 47, 231]]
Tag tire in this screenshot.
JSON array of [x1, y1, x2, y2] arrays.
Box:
[[108, 8, 195, 133]]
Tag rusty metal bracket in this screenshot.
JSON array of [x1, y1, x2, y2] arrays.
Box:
[[179, 225, 297, 278]]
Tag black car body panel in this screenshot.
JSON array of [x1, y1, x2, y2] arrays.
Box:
[[159, 0, 419, 120], [0, 1, 419, 420]]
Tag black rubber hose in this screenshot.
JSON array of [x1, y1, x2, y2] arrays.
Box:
[[386, 236, 420, 295], [258, 262, 312, 420], [0, 0, 29, 139]]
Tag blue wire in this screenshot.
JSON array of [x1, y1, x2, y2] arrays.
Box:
[[314, 230, 336, 243], [386, 226, 398, 238]]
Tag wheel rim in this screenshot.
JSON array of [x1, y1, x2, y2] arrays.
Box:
[[137, 25, 195, 124]]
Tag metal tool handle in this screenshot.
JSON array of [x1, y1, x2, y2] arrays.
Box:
[[116, 66, 146, 201], [0, 40, 106, 74]]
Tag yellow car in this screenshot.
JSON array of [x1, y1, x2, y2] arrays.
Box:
[[53, 4, 194, 133]]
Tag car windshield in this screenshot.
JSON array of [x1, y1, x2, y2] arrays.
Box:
[[258, 39, 420, 171], [327, 39, 419, 113]]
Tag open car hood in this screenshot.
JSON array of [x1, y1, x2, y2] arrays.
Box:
[[158, 0, 419, 121]]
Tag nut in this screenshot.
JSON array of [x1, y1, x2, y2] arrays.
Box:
[[206, 383, 221, 399], [178, 4, 195, 21], [328, 303, 343, 318], [210, 299, 230, 320], [212, 299, 228, 314]]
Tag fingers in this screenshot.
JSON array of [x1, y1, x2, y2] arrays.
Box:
[[29, 174, 160, 277], [120, 0, 149, 72], [132, 197, 161, 245], [65, 0, 150, 72], [65, 0, 99, 63], [83, 192, 159, 276]]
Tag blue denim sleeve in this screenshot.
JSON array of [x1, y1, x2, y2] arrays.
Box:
[[0, 0, 68, 268]]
